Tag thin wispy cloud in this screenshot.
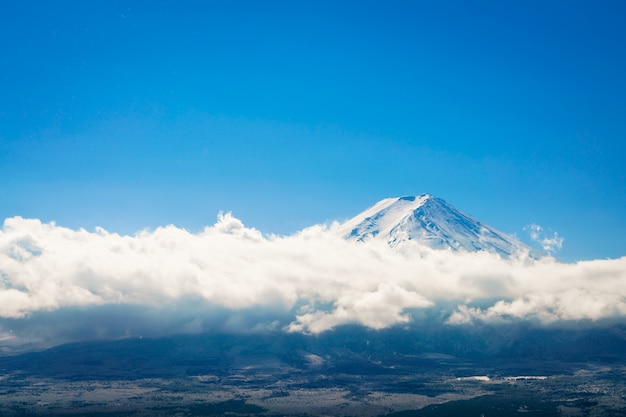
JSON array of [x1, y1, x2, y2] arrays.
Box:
[[525, 223, 564, 252], [0, 214, 624, 348]]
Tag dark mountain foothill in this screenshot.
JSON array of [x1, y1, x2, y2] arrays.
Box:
[[1, 324, 626, 416]]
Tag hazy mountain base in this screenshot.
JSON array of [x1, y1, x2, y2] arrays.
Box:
[[1, 325, 626, 416]]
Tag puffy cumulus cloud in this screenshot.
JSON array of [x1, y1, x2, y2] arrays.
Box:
[[525, 223, 564, 252], [288, 283, 432, 334], [447, 258, 626, 325], [0, 214, 625, 347]]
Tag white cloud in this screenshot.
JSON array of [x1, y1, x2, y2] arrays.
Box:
[[0, 215, 625, 347], [525, 223, 564, 252], [288, 283, 432, 334]]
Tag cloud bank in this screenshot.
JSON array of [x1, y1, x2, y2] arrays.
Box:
[[1, 214, 625, 347]]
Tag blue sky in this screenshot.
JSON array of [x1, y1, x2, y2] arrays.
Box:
[[1, 1, 625, 261]]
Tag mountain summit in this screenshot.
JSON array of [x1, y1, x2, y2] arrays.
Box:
[[337, 194, 534, 257]]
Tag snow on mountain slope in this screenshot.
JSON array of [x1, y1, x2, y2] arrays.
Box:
[[336, 194, 536, 257]]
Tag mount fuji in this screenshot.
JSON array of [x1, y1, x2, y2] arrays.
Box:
[[336, 194, 537, 258]]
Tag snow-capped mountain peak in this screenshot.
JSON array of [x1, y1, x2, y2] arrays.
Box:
[[337, 194, 534, 257]]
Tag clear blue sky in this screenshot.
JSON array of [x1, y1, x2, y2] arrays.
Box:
[[1, 0, 625, 261]]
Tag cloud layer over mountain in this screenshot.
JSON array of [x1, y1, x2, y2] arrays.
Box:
[[1, 214, 625, 348]]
